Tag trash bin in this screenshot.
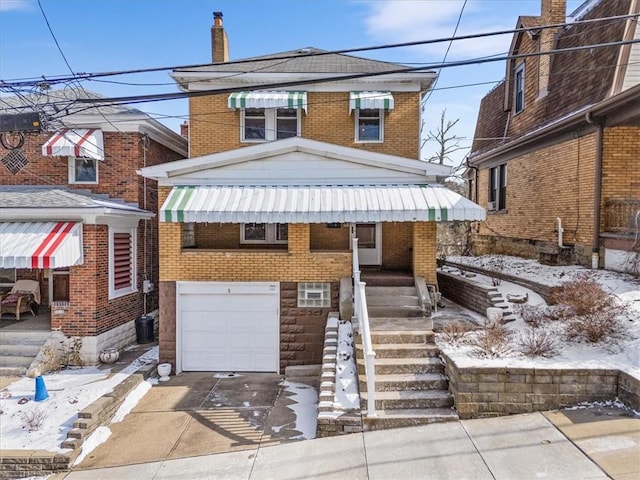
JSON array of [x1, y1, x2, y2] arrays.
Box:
[[135, 315, 155, 344]]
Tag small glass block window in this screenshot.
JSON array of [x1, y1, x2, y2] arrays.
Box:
[[297, 282, 331, 308]]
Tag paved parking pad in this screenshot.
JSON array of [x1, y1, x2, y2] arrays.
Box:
[[73, 372, 315, 470]]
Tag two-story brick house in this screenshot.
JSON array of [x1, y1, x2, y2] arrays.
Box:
[[0, 89, 187, 367], [468, 0, 639, 272], [140, 13, 485, 374]]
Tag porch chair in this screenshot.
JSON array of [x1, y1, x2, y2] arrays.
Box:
[[0, 279, 41, 321]]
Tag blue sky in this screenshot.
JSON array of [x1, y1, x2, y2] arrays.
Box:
[[0, 0, 585, 167]]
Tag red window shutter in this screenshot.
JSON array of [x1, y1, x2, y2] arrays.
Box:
[[113, 233, 132, 290]]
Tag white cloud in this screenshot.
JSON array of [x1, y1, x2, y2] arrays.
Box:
[[0, 0, 32, 12], [361, 0, 515, 61]]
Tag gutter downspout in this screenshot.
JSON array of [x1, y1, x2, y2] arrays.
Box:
[[586, 112, 604, 269], [465, 156, 479, 203]]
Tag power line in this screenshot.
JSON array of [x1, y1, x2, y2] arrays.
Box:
[[1, 12, 636, 89], [422, 0, 468, 106], [64, 38, 640, 107]]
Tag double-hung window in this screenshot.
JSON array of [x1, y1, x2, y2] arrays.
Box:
[[241, 108, 300, 142], [109, 227, 137, 298], [241, 223, 288, 244], [349, 91, 393, 143], [514, 63, 525, 114], [489, 164, 507, 212], [68, 156, 98, 184], [355, 108, 383, 142]]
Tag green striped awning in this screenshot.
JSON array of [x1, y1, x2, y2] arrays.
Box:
[[349, 91, 394, 113], [160, 184, 486, 224], [228, 91, 307, 112]]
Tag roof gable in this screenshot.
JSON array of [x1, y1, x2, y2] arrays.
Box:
[[140, 137, 451, 186]]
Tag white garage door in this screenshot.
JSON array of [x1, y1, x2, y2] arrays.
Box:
[[177, 282, 279, 372]]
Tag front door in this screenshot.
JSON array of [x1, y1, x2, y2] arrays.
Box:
[[353, 223, 382, 266]]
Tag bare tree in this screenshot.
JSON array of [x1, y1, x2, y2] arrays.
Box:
[[422, 109, 467, 165]]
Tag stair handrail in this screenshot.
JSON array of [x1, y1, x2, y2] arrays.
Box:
[[352, 237, 377, 418]]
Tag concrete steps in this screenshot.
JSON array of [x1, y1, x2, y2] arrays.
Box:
[[359, 372, 448, 391], [0, 331, 50, 376], [363, 408, 459, 430], [361, 389, 454, 410], [356, 343, 441, 359]]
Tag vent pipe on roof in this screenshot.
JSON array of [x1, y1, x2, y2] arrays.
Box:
[[211, 11, 229, 63]]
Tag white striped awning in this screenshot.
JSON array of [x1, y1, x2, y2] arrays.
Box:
[[349, 91, 394, 113], [228, 91, 308, 112], [160, 185, 485, 223], [42, 129, 105, 160], [0, 222, 83, 269]]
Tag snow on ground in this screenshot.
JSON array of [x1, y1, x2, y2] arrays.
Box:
[[438, 256, 640, 379], [335, 320, 360, 411], [279, 381, 318, 439], [0, 346, 158, 452]]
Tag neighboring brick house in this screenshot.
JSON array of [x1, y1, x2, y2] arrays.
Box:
[[140, 13, 485, 374], [468, 0, 640, 272], [0, 89, 187, 362]]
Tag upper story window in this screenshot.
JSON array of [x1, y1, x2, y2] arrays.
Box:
[[109, 227, 137, 299], [241, 108, 300, 142], [514, 63, 525, 114], [356, 109, 383, 142], [488, 164, 507, 212], [68, 156, 98, 184], [228, 91, 307, 143], [241, 223, 288, 244], [349, 91, 394, 143]]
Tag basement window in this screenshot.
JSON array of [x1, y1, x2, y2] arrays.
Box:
[[297, 282, 331, 308]]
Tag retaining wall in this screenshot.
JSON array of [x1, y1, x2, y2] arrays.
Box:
[[442, 352, 640, 419]]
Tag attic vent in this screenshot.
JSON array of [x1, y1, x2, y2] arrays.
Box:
[[298, 48, 312, 54]]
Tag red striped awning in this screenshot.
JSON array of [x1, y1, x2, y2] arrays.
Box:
[[0, 222, 83, 269], [42, 129, 104, 160]]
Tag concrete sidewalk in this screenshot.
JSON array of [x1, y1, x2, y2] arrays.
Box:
[[59, 411, 639, 480]]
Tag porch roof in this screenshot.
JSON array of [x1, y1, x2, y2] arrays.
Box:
[[0, 222, 83, 269], [160, 184, 486, 223]]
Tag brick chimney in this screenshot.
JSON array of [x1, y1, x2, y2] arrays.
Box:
[[211, 11, 229, 63], [538, 0, 566, 95], [180, 120, 189, 139]]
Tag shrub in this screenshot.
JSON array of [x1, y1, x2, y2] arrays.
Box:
[[438, 322, 474, 346], [549, 273, 629, 343], [21, 407, 47, 431], [548, 273, 613, 316], [516, 304, 548, 327], [516, 327, 559, 357], [564, 308, 628, 344], [469, 321, 513, 358]]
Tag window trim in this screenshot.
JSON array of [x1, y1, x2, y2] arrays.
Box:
[[488, 164, 507, 212], [108, 227, 137, 299], [354, 108, 384, 143], [514, 63, 525, 114], [240, 108, 301, 142], [297, 282, 331, 308], [68, 156, 98, 184], [240, 223, 288, 244]]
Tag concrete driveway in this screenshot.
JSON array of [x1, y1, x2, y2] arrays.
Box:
[[74, 371, 319, 470]]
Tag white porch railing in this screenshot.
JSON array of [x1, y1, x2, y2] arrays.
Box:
[[352, 237, 377, 418]]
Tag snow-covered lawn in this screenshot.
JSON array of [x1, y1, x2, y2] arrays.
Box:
[[439, 255, 640, 379], [0, 346, 158, 453]]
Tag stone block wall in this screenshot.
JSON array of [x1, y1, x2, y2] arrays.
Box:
[[437, 269, 511, 319], [441, 352, 639, 419]]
